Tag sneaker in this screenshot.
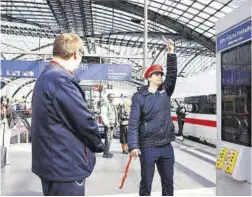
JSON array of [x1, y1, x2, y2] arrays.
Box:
[[178, 136, 184, 141], [103, 154, 113, 158], [122, 150, 129, 154], [176, 136, 183, 141]]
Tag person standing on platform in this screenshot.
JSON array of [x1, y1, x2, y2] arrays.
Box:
[[119, 104, 130, 154], [1, 96, 16, 166], [176, 103, 187, 141], [100, 93, 119, 158], [31, 33, 104, 196], [128, 39, 177, 196]]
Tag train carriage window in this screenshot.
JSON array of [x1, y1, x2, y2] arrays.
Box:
[[221, 41, 251, 147], [184, 95, 216, 114], [171, 95, 216, 114], [171, 98, 184, 112]]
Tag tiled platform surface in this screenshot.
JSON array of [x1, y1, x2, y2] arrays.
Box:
[[1, 138, 216, 196]]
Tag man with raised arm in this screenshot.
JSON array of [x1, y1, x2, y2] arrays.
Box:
[[128, 39, 177, 196]]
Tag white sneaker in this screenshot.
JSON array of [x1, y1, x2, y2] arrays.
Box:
[[177, 136, 184, 141]]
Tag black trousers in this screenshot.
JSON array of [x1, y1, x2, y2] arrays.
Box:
[[178, 119, 184, 136], [120, 124, 128, 144], [104, 126, 114, 155], [41, 179, 85, 196], [139, 144, 174, 196]]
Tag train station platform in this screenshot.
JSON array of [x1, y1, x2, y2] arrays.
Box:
[[1, 139, 216, 196]]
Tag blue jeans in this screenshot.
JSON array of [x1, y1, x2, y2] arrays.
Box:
[[139, 143, 175, 196], [41, 179, 85, 196]]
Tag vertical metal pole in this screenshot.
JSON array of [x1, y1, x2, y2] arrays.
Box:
[[144, 0, 148, 85], [99, 56, 102, 113], [99, 80, 102, 113]]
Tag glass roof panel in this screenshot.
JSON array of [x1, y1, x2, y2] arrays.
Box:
[[188, 20, 200, 27], [182, 0, 194, 6], [176, 3, 188, 10], [200, 0, 213, 5], [187, 7, 200, 15], [169, 13, 180, 19], [150, 1, 160, 8], [183, 12, 194, 19], [203, 7, 217, 15], [193, 16, 205, 23], [198, 12, 211, 19], [209, 1, 224, 9], [204, 21, 214, 27], [192, 2, 205, 10], [178, 17, 190, 23], [172, 8, 184, 16]]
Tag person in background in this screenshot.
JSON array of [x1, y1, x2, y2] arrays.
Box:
[[15, 100, 22, 112], [100, 93, 119, 158], [1, 96, 16, 165], [119, 104, 130, 154], [176, 102, 187, 141], [31, 33, 104, 196], [128, 39, 177, 196]]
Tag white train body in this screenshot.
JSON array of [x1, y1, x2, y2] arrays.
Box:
[[171, 71, 217, 146]]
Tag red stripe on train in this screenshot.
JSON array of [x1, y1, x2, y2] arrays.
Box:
[[172, 116, 216, 127]]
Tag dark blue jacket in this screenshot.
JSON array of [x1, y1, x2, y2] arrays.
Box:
[[128, 54, 177, 150], [31, 63, 104, 181]]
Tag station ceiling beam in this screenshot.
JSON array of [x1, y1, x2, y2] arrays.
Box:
[[89, 31, 186, 40], [93, 0, 216, 52], [1, 25, 63, 39], [96, 37, 214, 57], [12, 79, 36, 98], [1, 14, 51, 28]]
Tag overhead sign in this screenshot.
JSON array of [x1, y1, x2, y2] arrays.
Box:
[[1, 60, 132, 81], [0, 60, 42, 78], [75, 64, 132, 81], [216, 18, 251, 53]]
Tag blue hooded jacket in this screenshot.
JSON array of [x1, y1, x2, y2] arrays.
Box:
[[31, 63, 104, 181], [128, 54, 177, 150]]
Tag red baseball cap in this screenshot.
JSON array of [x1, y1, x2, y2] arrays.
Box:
[[144, 64, 164, 79]]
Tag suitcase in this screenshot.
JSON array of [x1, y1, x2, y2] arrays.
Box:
[[1, 122, 6, 168]]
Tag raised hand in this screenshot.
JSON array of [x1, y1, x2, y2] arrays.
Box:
[[167, 39, 174, 54]]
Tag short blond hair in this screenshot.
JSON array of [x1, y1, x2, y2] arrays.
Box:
[[53, 33, 84, 59]]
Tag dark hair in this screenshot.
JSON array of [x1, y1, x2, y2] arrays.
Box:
[[1, 96, 9, 105], [1, 96, 11, 120], [107, 93, 114, 98]]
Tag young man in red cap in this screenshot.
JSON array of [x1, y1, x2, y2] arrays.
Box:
[[128, 39, 177, 196]]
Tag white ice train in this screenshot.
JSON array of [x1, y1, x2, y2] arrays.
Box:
[[171, 71, 217, 147]]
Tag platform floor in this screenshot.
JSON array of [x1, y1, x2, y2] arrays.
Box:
[[1, 138, 216, 196]]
